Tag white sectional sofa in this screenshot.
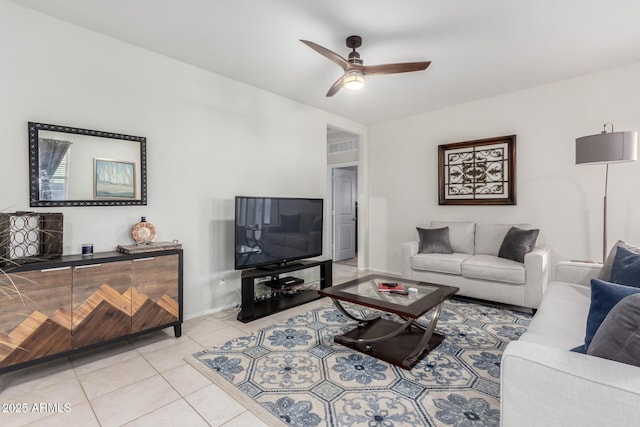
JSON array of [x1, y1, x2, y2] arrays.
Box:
[[501, 261, 640, 427], [402, 221, 550, 309]]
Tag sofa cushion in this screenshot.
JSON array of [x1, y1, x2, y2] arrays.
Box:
[[573, 278, 640, 353], [475, 223, 533, 256], [525, 282, 590, 348], [519, 332, 584, 351], [599, 240, 640, 281], [430, 221, 475, 254], [461, 254, 526, 284], [610, 246, 640, 288], [498, 227, 540, 263], [417, 227, 453, 254], [587, 294, 640, 367], [410, 252, 471, 275]]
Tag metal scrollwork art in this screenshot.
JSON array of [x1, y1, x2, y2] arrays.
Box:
[[438, 135, 516, 205]]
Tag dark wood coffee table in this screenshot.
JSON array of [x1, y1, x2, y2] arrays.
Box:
[[318, 275, 458, 370]]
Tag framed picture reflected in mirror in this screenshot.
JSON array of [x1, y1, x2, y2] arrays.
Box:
[[94, 158, 136, 199]]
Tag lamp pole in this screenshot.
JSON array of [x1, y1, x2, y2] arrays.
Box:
[[603, 163, 609, 262]]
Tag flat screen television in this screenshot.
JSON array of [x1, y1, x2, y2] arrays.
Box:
[[234, 196, 324, 270]]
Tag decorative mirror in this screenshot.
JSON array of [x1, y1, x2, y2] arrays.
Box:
[[29, 122, 147, 207]]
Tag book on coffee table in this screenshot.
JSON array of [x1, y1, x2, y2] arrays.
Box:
[[377, 282, 405, 292]]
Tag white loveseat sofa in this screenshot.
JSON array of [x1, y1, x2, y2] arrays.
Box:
[[402, 221, 550, 309], [501, 261, 640, 427]]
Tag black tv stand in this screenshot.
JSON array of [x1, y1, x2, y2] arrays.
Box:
[[237, 259, 332, 322], [258, 261, 303, 272], [265, 276, 304, 289]]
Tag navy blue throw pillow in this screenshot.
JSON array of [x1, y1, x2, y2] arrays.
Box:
[[572, 278, 640, 354], [610, 246, 640, 288]]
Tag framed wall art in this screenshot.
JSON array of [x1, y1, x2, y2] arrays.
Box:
[[94, 158, 136, 199], [438, 135, 516, 205]]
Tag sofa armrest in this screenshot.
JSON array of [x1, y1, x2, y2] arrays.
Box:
[[402, 241, 419, 277], [523, 247, 550, 308], [555, 261, 602, 286], [501, 341, 640, 427]]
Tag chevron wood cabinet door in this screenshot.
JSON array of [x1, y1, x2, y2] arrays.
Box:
[[130, 255, 180, 333], [0, 249, 183, 373], [0, 267, 72, 369], [71, 260, 133, 348]]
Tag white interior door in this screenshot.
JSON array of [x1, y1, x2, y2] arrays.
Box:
[[333, 168, 357, 261]]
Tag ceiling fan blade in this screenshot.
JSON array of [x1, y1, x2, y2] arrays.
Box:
[[326, 75, 345, 97], [363, 61, 431, 75], [300, 39, 349, 71]]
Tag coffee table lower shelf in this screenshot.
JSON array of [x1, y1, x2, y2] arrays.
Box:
[[334, 318, 445, 370]]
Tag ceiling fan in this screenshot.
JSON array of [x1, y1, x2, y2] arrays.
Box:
[[300, 35, 431, 97]]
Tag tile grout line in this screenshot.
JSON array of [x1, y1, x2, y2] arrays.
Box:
[[218, 409, 254, 427], [71, 342, 148, 426], [93, 359, 182, 427], [69, 354, 105, 427], [122, 336, 212, 426]]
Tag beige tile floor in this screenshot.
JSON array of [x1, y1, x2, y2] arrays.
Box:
[[0, 263, 369, 427]]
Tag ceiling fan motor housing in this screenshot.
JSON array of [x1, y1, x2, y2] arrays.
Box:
[[346, 35, 363, 64], [348, 52, 362, 64], [346, 35, 362, 49]]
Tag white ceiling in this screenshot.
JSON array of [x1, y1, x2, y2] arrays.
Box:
[[11, 0, 640, 125]]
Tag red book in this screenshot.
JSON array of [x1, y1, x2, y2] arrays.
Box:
[[377, 282, 405, 292]]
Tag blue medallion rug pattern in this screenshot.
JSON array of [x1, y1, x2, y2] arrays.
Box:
[[188, 298, 531, 427]]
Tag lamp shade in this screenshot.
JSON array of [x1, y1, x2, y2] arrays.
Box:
[[344, 70, 364, 90], [576, 131, 638, 165]]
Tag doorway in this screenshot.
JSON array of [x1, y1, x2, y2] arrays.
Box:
[[327, 126, 360, 265]]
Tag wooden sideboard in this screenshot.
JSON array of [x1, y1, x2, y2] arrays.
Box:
[[0, 249, 182, 373]]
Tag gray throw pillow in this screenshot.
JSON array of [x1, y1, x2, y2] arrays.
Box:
[[599, 240, 640, 281], [587, 293, 640, 367], [417, 227, 453, 254], [498, 226, 539, 263]]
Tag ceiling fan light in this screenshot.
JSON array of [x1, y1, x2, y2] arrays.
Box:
[[344, 70, 364, 90]]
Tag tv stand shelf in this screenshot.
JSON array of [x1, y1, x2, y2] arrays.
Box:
[[237, 259, 332, 323]]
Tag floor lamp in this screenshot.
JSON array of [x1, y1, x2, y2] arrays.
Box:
[[576, 123, 638, 261]]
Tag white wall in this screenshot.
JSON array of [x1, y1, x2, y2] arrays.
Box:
[[0, 1, 367, 318], [368, 62, 640, 274]]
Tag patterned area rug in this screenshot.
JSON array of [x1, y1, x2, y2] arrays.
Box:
[[186, 298, 531, 427]]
